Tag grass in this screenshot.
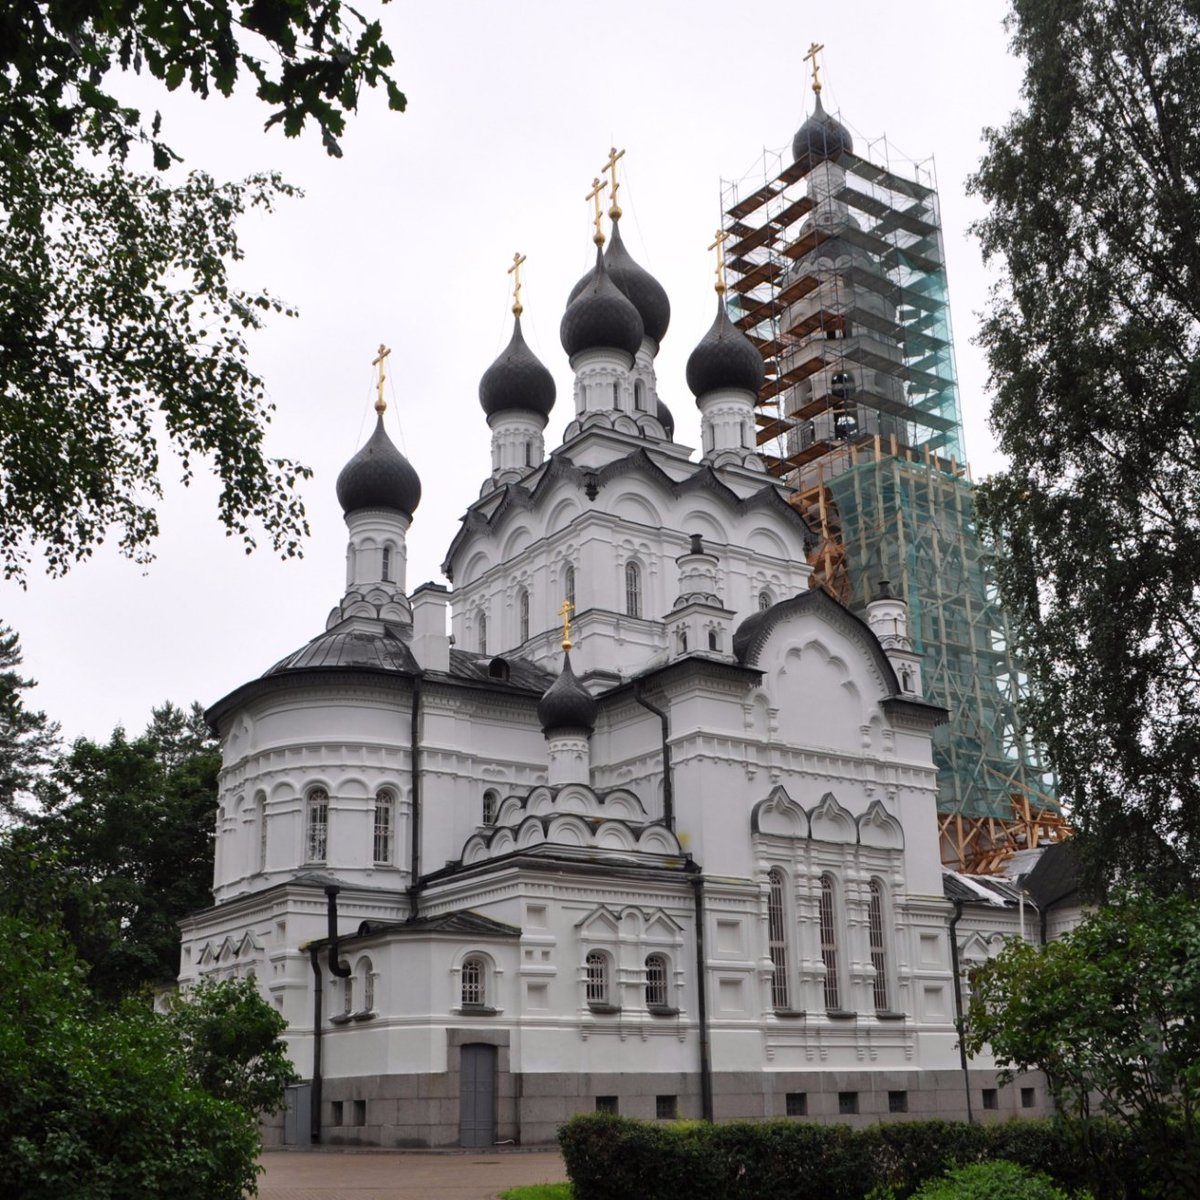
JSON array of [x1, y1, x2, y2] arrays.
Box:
[[497, 1186, 573, 1200]]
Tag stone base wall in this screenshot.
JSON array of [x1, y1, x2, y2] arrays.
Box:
[[294, 1065, 1050, 1148]]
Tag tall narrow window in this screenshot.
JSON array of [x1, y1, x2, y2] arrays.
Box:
[[625, 562, 642, 618], [868, 879, 890, 1011], [478, 612, 487, 655], [585, 951, 610, 1005], [768, 869, 790, 1009], [381, 545, 392, 582], [634, 380, 645, 411], [461, 956, 485, 1007], [758, 590, 772, 611], [645, 954, 668, 1007], [482, 789, 499, 825], [343, 974, 354, 1015], [307, 788, 329, 863], [373, 789, 394, 864], [563, 564, 576, 609], [518, 588, 530, 643], [819, 874, 841, 1010], [524, 441, 533, 467], [362, 960, 376, 1011], [257, 791, 268, 873]]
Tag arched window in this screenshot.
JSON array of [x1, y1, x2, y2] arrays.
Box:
[[306, 788, 329, 863], [342, 973, 354, 1016], [611, 382, 620, 407], [524, 441, 533, 467], [256, 791, 268, 873], [461, 955, 486, 1007], [645, 954, 668, 1007], [707, 628, 719, 651], [758, 590, 772, 612], [634, 380, 646, 411], [819, 874, 841, 1011], [381, 545, 393, 582], [373, 789, 394, 864], [482, 789, 499, 826], [478, 611, 488, 655], [518, 588, 530, 643], [625, 562, 642, 619], [677, 628, 688, 653], [768, 869, 790, 1010], [563, 564, 576, 610], [868, 879, 890, 1012], [585, 950, 611, 1005], [361, 958, 376, 1012]]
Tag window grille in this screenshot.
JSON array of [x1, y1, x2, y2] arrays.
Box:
[[767, 869, 790, 1009], [868, 879, 889, 1010], [585, 951, 609, 1004], [819, 874, 841, 1010], [363, 965, 375, 1011], [257, 792, 268, 872], [645, 954, 668, 1007], [563, 565, 576, 609], [625, 563, 641, 618], [758, 590, 772, 611], [343, 974, 354, 1015], [373, 789, 394, 864], [482, 789, 499, 826], [307, 789, 329, 862], [461, 956, 485, 1006]]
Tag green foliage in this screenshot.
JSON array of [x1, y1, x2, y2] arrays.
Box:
[[0, 914, 271, 1200], [556, 1113, 1135, 1200], [0, 622, 59, 814], [498, 1188, 573, 1200], [168, 977, 298, 1115], [0, 701, 219, 999], [907, 1160, 1084, 1200], [971, 0, 1200, 896], [965, 894, 1200, 1197]]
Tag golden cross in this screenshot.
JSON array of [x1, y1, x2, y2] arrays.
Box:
[[804, 42, 824, 95], [603, 146, 625, 219], [508, 251, 526, 318], [372, 344, 391, 415], [585, 176, 608, 246], [708, 228, 730, 295], [559, 598, 575, 652]]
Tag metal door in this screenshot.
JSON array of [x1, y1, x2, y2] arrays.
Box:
[[459, 1043, 497, 1147]]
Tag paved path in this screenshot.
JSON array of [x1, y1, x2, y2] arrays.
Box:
[[258, 1149, 568, 1200]]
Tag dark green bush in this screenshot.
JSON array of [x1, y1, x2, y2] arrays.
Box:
[[907, 1160, 1080, 1200]]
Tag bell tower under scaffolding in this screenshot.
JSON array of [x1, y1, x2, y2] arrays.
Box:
[[721, 122, 1066, 873]]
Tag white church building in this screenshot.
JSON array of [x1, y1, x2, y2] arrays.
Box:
[[179, 99, 1061, 1147]]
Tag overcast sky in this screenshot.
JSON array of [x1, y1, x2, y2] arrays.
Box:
[[6, 1, 1026, 744]]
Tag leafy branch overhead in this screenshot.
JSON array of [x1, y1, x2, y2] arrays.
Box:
[[0, 3, 406, 580]]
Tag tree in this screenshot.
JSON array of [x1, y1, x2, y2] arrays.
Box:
[[966, 894, 1200, 1199], [971, 0, 1200, 897], [0, 701, 219, 999], [0, 916, 267, 1200], [1, 2, 406, 579], [0, 622, 59, 815]]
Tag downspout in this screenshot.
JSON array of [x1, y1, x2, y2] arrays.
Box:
[[309, 946, 324, 1144], [632, 682, 673, 832], [690, 865, 714, 1122], [326, 885, 352, 980], [949, 899, 975, 1124], [408, 674, 423, 917]]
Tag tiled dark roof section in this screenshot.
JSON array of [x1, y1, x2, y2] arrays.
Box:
[[357, 911, 522, 939], [942, 870, 1014, 906], [1022, 840, 1079, 910], [264, 625, 420, 676], [447, 648, 556, 693]]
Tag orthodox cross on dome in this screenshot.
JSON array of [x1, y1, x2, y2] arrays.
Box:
[[804, 41, 824, 95], [586, 176, 608, 247], [708, 228, 730, 295], [372, 343, 391, 415], [508, 251, 526, 318], [560, 598, 574, 652], [603, 146, 625, 220]]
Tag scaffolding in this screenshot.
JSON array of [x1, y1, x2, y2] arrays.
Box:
[[722, 134, 1061, 870]]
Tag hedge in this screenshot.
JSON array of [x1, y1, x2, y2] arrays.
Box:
[[557, 1113, 1147, 1200]]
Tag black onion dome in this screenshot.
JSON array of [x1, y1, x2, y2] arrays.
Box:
[[537, 652, 597, 735], [792, 94, 854, 164], [686, 297, 766, 400], [560, 247, 644, 360], [604, 219, 671, 347], [336, 416, 422, 518], [479, 316, 556, 419], [656, 397, 675, 439]]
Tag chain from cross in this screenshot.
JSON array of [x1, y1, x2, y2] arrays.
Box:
[[603, 146, 625, 219], [508, 251, 527, 318], [372, 344, 391, 415], [804, 41, 824, 95], [559, 598, 575, 652], [585, 176, 608, 246], [707, 228, 730, 295]]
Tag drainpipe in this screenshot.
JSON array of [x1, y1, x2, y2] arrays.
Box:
[[326, 885, 352, 980], [948, 899, 974, 1124], [408, 675, 424, 917], [689, 865, 713, 1122], [309, 945, 324, 1144], [633, 682, 673, 832]]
